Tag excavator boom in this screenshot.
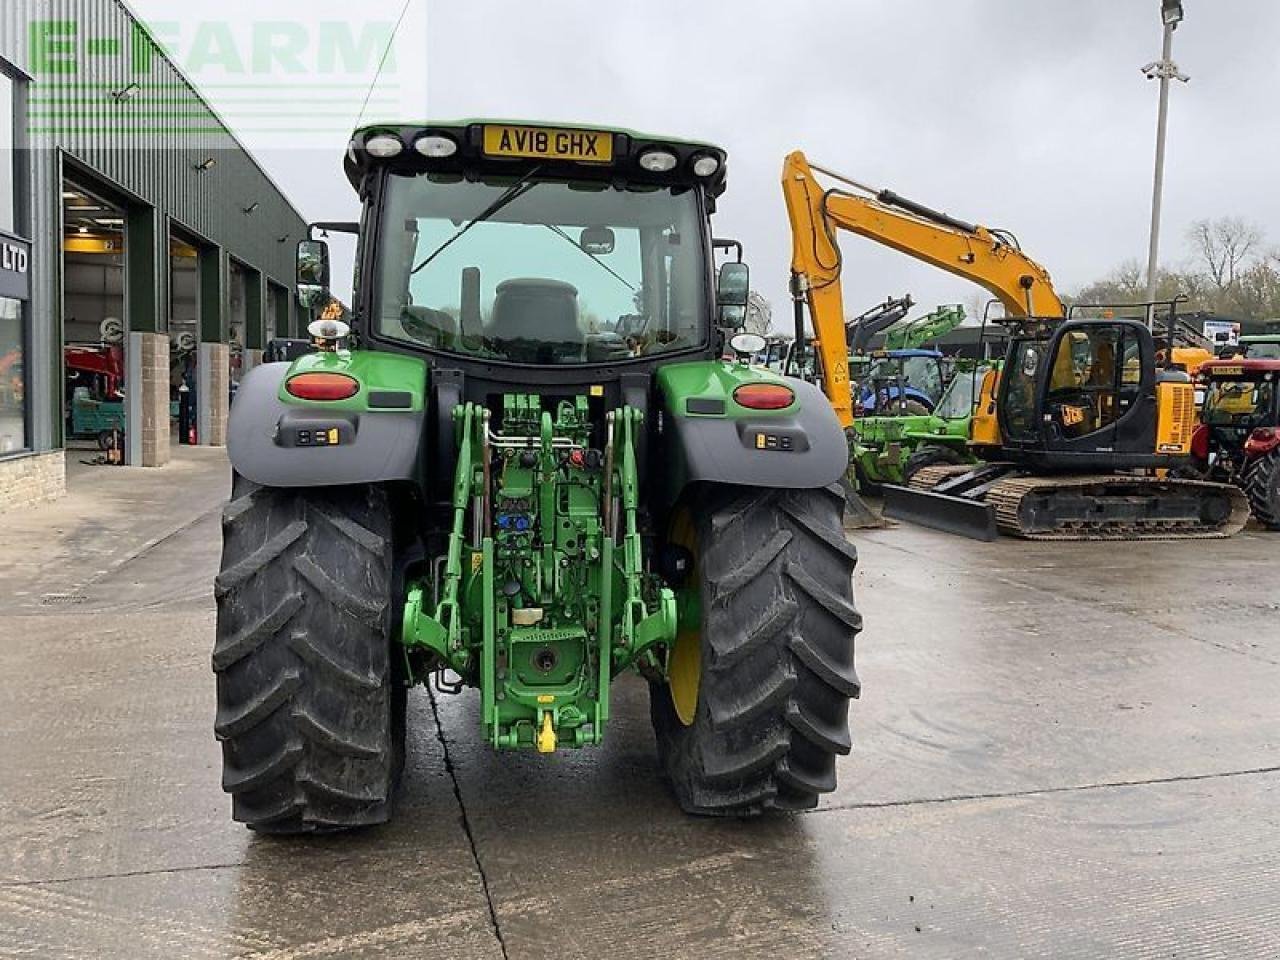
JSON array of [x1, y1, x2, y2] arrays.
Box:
[[782, 150, 1064, 426]]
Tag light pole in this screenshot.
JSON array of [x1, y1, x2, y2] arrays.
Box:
[[1143, 0, 1190, 304]]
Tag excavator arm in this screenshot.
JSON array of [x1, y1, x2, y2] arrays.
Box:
[[782, 150, 1064, 426]]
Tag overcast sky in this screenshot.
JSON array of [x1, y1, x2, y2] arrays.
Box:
[[129, 0, 1280, 329]]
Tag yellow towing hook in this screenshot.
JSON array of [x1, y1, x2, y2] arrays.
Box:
[[536, 711, 557, 754]]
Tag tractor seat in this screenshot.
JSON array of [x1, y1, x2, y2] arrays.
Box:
[[486, 278, 585, 363]]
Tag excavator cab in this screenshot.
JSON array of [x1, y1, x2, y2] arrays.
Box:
[[997, 319, 1189, 472]]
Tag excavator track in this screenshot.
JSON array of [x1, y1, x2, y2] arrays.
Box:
[[903, 467, 1249, 541], [985, 474, 1249, 541], [908, 464, 974, 491]]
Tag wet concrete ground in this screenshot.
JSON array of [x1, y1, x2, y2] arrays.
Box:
[[1, 448, 1277, 958]]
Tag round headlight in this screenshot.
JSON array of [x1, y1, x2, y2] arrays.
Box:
[[414, 134, 458, 158], [638, 148, 678, 173], [692, 154, 720, 177], [364, 134, 404, 159]]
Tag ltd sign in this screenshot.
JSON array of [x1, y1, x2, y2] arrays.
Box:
[[0, 231, 31, 301]]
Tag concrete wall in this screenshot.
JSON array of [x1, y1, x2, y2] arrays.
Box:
[[0, 450, 65, 512]]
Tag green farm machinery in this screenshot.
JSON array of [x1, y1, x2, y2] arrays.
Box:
[[214, 121, 861, 831], [882, 304, 965, 352], [849, 360, 998, 491]]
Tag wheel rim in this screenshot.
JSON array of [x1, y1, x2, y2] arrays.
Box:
[[669, 629, 701, 726], [667, 508, 700, 726]]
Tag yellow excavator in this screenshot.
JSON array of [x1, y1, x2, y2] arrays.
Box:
[[782, 151, 1247, 540]]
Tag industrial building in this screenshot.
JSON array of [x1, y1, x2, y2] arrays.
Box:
[[1, 0, 307, 510]]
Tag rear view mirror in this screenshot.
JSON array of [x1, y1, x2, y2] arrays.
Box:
[[717, 261, 750, 328], [297, 239, 331, 309], [580, 226, 615, 255]]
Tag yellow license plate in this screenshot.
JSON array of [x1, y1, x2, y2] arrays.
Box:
[[483, 125, 613, 164], [1213, 365, 1243, 376]]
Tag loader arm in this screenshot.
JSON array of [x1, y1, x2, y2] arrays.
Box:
[[847, 294, 914, 355], [782, 150, 1064, 426], [883, 304, 966, 351]]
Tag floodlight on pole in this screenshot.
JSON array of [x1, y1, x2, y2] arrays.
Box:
[[1143, 0, 1190, 305]]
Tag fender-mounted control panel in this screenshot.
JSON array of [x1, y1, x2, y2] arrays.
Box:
[[275, 413, 357, 448], [737, 420, 810, 454]]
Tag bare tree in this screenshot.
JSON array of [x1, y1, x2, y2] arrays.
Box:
[[1187, 217, 1264, 292], [1070, 259, 1148, 307], [1071, 218, 1280, 324], [1230, 259, 1280, 322]]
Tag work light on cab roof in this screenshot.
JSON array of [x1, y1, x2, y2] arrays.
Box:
[[343, 120, 730, 202]]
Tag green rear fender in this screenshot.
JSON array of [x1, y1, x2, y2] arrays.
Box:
[[654, 360, 848, 506], [227, 349, 429, 488]]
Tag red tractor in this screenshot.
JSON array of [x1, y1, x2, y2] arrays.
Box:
[[1189, 357, 1280, 529]]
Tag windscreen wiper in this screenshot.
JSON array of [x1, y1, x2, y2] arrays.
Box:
[[411, 166, 543, 275], [542, 224, 636, 292]]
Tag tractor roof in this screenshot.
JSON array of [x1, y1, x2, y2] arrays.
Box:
[[343, 119, 728, 199], [1199, 357, 1280, 376]]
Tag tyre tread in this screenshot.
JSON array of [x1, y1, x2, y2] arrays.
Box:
[[653, 485, 860, 816], [213, 475, 400, 833], [1243, 452, 1280, 529]]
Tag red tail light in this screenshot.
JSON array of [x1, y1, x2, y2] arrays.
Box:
[[286, 372, 359, 401], [733, 383, 796, 411]]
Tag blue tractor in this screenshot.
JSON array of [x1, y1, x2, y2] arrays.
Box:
[[851, 348, 949, 414]]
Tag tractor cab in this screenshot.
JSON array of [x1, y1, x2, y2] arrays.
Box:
[[851, 348, 947, 414], [311, 121, 737, 376], [1194, 358, 1280, 464], [1191, 357, 1280, 529], [296, 120, 759, 506]]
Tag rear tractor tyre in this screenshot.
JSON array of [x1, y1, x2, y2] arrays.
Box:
[[903, 444, 969, 483], [213, 473, 405, 833], [1242, 451, 1280, 530], [651, 484, 861, 815]]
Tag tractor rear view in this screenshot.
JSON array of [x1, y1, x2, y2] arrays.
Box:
[[213, 121, 861, 832]]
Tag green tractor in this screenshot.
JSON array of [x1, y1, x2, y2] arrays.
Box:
[[214, 121, 861, 831], [849, 360, 997, 491]]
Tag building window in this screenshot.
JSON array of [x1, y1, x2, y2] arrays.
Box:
[[0, 297, 24, 452], [0, 64, 28, 453], [0, 68, 15, 233]]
